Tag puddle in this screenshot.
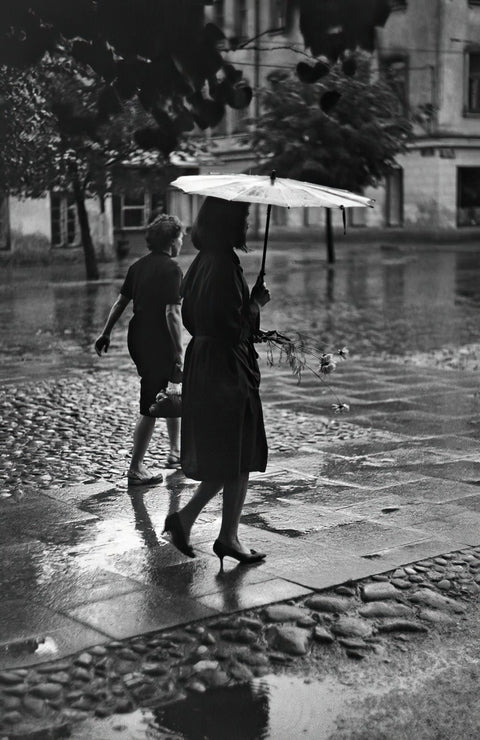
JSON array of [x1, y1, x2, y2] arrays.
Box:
[[67, 674, 367, 739]]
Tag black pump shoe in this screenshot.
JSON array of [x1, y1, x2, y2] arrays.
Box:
[[213, 540, 266, 570], [163, 512, 195, 558]]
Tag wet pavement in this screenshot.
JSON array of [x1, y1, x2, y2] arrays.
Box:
[[1, 240, 480, 737]]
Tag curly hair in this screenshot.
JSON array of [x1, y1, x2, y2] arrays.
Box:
[[146, 213, 184, 252]]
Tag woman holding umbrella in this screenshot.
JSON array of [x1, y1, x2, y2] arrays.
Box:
[[163, 196, 270, 567]]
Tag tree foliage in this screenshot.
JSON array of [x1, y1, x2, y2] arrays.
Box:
[[249, 58, 412, 193], [0, 1, 391, 155], [0, 69, 58, 196], [0, 56, 159, 198], [0, 55, 163, 279]]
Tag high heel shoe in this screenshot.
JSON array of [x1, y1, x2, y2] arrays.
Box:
[[163, 512, 195, 558], [213, 540, 266, 570]]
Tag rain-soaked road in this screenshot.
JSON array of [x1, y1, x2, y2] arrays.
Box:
[[2, 238, 480, 739], [2, 239, 480, 381]]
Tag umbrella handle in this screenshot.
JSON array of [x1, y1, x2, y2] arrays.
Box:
[[260, 203, 272, 279]]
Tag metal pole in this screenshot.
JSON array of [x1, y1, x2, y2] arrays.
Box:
[[260, 203, 272, 278]]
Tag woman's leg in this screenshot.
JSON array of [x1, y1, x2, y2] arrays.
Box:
[[166, 417, 181, 459], [129, 415, 156, 474], [218, 472, 251, 553], [178, 480, 223, 538]]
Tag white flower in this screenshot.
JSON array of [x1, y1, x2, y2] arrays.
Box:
[[319, 360, 337, 374], [332, 403, 350, 413]]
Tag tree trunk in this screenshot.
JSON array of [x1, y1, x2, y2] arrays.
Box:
[[325, 208, 335, 265], [72, 174, 99, 280]]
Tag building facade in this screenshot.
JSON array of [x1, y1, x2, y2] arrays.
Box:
[[171, 0, 480, 239], [373, 0, 480, 235], [3, 0, 480, 260]]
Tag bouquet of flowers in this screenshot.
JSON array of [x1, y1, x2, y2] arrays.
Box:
[[254, 329, 350, 413]]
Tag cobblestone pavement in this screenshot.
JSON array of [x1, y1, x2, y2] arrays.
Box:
[[1, 345, 480, 738]]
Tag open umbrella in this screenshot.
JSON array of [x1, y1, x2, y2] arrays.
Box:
[[171, 171, 374, 277]]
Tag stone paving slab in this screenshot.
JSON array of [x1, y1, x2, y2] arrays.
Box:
[[417, 512, 480, 546], [316, 468, 426, 490], [66, 587, 220, 641], [409, 460, 480, 483], [421, 434, 480, 453], [44, 478, 118, 503], [298, 520, 433, 557], [342, 498, 467, 527], [0, 500, 98, 547], [353, 537, 469, 573], [0, 601, 110, 670], [373, 476, 480, 504], [255, 545, 383, 591], [196, 577, 312, 614], [0, 554, 146, 609]]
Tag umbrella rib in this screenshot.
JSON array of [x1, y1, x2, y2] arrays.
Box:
[[229, 182, 263, 201], [302, 181, 372, 205], [292, 181, 372, 207], [276, 184, 293, 208]]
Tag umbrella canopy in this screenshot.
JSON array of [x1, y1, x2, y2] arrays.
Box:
[[171, 172, 374, 209], [171, 171, 374, 276]]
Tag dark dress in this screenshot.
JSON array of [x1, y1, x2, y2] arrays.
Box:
[[120, 251, 183, 416], [180, 249, 268, 481]]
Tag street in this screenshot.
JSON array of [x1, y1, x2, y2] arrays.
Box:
[[1, 240, 480, 738]]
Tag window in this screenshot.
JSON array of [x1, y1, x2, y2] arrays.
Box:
[[113, 190, 165, 229], [467, 52, 480, 113], [270, 0, 286, 28], [458, 167, 480, 226], [120, 191, 149, 229], [348, 207, 367, 228], [212, 0, 225, 27], [50, 193, 79, 247], [385, 169, 403, 227], [380, 56, 409, 115], [0, 195, 9, 250], [234, 0, 248, 39]]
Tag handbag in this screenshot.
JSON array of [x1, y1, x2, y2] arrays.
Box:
[[149, 382, 182, 418]]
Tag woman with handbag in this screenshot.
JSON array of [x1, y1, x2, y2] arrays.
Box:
[[163, 197, 271, 566], [94, 213, 184, 485]]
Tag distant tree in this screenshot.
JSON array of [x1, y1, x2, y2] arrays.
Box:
[[249, 58, 412, 262], [0, 56, 160, 279], [0, 69, 57, 197], [0, 1, 391, 154]]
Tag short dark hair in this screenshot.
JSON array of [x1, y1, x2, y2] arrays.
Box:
[[146, 213, 183, 252], [191, 197, 249, 253]]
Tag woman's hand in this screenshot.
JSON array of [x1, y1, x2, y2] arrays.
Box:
[[250, 278, 271, 308], [94, 334, 110, 356], [170, 359, 184, 383]]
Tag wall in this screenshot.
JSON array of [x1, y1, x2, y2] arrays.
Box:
[[85, 195, 114, 260], [9, 195, 51, 257], [5, 193, 114, 260]]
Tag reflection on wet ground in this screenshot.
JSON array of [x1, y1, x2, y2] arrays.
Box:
[[2, 242, 480, 378], [67, 673, 372, 740]]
